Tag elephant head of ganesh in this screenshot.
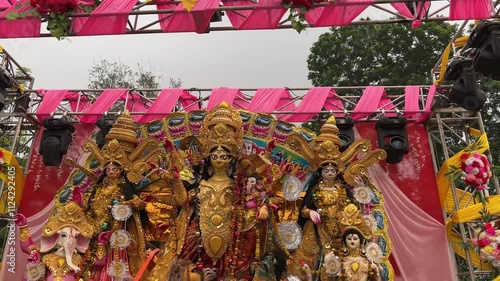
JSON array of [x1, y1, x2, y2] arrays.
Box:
[[40, 201, 93, 273]]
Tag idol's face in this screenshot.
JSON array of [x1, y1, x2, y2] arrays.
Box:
[[210, 149, 231, 170], [346, 233, 361, 251], [321, 165, 337, 181], [106, 163, 122, 180]]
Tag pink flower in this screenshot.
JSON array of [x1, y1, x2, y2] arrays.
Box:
[[486, 228, 496, 236], [485, 223, 493, 229], [465, 166, 473, 173], [472, 238, 479, 245], [479, 238, 491, 247], [476, 185, 485, 191], [460, 153, 469, 160]]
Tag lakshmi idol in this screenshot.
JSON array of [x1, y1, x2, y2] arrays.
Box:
[[147, 102, 274, 281]]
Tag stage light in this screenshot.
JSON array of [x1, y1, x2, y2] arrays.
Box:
[[445, 59, 486, 112], [376, 115, 409, 164], [336, 116, 355, 152], [0, 88, 6, 112], [14, 92, 30, 113], [39, 117, 75, 166], [96, 116, 115, 149], [466, 22, 500, 80], [211, 11, 224, 22]]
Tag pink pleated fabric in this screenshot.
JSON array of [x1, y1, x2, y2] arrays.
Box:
[[0, 0, 11, 8], [391, 2, 430, 19], [247, 88, 291, 113], [306, 0, 373, 27], [36, 90, 70, 121], [77, 0, 136, 36], [206, 87, 240, 110], [238, 0, 287, 30], [403, 86, 420, 119], [415, 85, 436, 123], [368, 164, 457, 281], [80, 89, 128, 123], [0, 0, 41, 38], [378, 93, 397, 117], [222, 0, 254, 28], [323, 90, 346, 117], [179, 90, 200, 112], [68, 93, 92, 112], [280, 87, 331, 122], [450, 0, 492, 20], [72, 0, 95, 33], [126, 93, 152, 122], [137, 89, 186, 123], [351, 86, 385, 120], [158, 0, 220, 33]]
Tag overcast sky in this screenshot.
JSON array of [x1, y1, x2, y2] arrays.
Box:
[[1, 4, 452, 90]]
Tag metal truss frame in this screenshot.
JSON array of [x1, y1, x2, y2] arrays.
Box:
[[428, 108, 499, 281], [19, 85, 438, 120], [5, 0, 500, 37]]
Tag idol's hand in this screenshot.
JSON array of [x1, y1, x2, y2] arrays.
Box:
[[15, 213, 27, 226], [256, 205, 269, 220], [27, 250, 41, 263], [309, 210, 321, 225]]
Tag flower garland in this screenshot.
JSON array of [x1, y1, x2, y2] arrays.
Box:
[[6, 0, 100, 40], [460, 151, 492, 191], [281, 0, 329, 33]]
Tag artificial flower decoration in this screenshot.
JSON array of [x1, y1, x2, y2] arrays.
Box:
[[460, 151, 492, 190], [111, 204, 132, 221], [281, 0, 328, 33], [110, 230, 131, 250], [365, 242, 383, 263], [108, 260, 128, 278], [7, 0, 98, 40], [472, 223, 500, 268], [26, 262, 46, 281], [277, 221, 303, 250], [353, 186, 374, 204]]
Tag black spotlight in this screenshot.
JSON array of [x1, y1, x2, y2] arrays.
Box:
[[210, 10, 224, 22], [0, 88, 6, 112], [14, 92, 30, 113], [39, 117, 75, 166], [445, 59, 486, 112], [96, 116, 115, 149], [466, 22, 500, 80], [336, 116, 355, 152], [376, 115, 409, 164]]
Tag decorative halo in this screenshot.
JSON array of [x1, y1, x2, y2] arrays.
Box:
[[363, 214, 377, 232], [26, 263, 45, 281], [365, 242, 383, 263], [283, 175, 302, 202], [277, 221, 303, 250], [110, 230, 131, 250], [111, 204, 132, 221], [323, 253, 341, 275], [353, 186, 373, 204], [108, 260, 128, 278]]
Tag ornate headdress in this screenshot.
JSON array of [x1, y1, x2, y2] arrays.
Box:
[[42, 201, 93, 238], [199, 101, 243, 157], [338, 204, 372, 240], [83, 110, 167, 183], [287, 116, 387, 185]]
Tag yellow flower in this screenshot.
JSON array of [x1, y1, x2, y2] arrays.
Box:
[[180, 169, 193, 182], [484, 245, 494, 253]]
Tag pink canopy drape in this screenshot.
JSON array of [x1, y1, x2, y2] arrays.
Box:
[[391, 2, 430, 19], [158, 0, 220, 33], [77, 0, 137, 36], [449, 0, 492, 20], [0, 0, 41, 38], [136, 89, 196, 123], [306, 0, 374, 27]]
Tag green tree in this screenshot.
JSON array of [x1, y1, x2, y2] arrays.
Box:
[[307, 22, 457, 87], [88, 59, 182, 98], [303, 22, 457, 134]]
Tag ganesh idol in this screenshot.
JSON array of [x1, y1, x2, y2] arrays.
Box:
[[15, 201, 94, 281], [146, 102, 276, 281]]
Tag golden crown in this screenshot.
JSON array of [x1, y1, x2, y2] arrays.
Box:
[[338, 204, 373, 240], [83, 111, 167, 183], [42, 201, 93, 238], [199, 101, 243, 157]]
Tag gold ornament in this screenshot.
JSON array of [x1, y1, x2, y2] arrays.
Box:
[[83, 110, 167, 184], [199, 102, 243, 157], [42, 201, 93, 239], [287, 116, 386, 185], [338, 204, 372, 240]]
